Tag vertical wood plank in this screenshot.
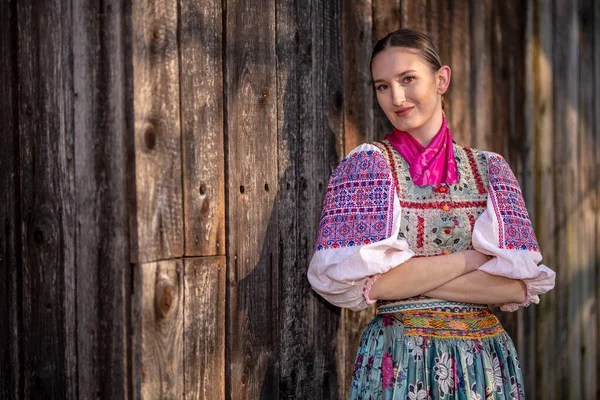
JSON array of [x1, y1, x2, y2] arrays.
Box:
[[225, 0, 279, 398], [470, 0, 493, 149], [400, 0, 428, 32], [554, 0, 580, 398], [372, 0, 400, 41], [320, 2, 349, 398], [16, 0, 77, 397], [72, 0, 133, 398], [183, 256, 226, 399], [134, 260, 184, 399], [426, 0, 441, 50], [342, 0, 374, 152], [532, 0, 558, 398], [180, 0, 225, 257], [131, 0, 183, 263], [0, 0, 21, 398], [578, 0, 598, 397], [490, 0, 509, 155], [276, 0, 343, 398], [447, 0, 471, 146], [594, 0, 600, 395]]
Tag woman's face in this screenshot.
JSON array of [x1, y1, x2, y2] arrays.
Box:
[[371, 47, 449, 133]]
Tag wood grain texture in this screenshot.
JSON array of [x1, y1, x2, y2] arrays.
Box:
[[0, 0, 21, 398], [400, 0, 428, 32], [276, 0, 343, 398], [594, 1, 600, 396], [532, 0, 558, 398], [372, 0, 400, 41], [131, 0, 184, 263], [578, 0, 598, 397], [72, 1, 133, 398], [470, 0, 493, 149], [16, 0, 77, 398], [447, 0, 471, 146], [183, 256, 226, 399], [180, 0, 225, 257], [134, 260, 184, 399], [225, 0, 279, 398], [342, 0, 374, 152], [554, 0, 580, 398]]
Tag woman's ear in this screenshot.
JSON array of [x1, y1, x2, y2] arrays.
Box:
[[436, 65, 451, 94]]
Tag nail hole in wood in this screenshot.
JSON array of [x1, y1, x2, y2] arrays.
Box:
[[240, 185, 245, 194], [144, 125, 157, 150]]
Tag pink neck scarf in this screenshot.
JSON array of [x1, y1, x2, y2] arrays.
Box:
[[384, 114, 458, 186]]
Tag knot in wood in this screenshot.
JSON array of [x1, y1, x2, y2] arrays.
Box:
[[157, 286, 174, 318]]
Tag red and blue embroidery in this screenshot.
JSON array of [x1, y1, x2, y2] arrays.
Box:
[[487, 155, 539, 251], [314, 150, 394, 251]]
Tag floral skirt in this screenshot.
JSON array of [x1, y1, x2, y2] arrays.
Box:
[[348, 305, 525, 400]]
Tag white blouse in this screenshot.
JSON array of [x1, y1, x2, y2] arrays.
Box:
[[307, 144, 555, 312]]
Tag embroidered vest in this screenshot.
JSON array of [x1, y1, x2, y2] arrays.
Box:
[[373, 139, 489, 256]]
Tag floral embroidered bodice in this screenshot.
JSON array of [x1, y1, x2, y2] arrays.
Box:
[[373, 139, 489, 257]]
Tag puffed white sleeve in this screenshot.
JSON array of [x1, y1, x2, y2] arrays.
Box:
[[306, 143, 414, 311], [472, 151, 556, 311]]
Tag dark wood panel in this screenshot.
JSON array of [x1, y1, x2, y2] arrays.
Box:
[[447, 0, 471, 146], [400, 0, 428, 32], [594, 0, 600, 396], [134, 260, 184, 398], [553, 0, 580, 399], [72, 0, 133, 398], [342, 0, 374, 152], [131, 0, 184, 263], [180, 0, 225, 257], [225, 0, 279, 398], [470, 0, 493, 149], [16, 0, 77, 398], [0, 0, 21, 398], [275, 0, 342, 398], [183, 256, 226, 400], [373, 0, 400, 41], [532, 0, 558, 398], [578, 0, 598, 398]]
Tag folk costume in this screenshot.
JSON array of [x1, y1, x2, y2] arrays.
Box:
[[307, 115, 555, 399]]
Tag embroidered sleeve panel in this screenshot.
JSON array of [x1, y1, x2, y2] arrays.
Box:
[[313, 145, 396, 252], [485, 152, 540, 252]]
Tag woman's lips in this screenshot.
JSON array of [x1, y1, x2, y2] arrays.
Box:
[[395, 107, 414, 117]]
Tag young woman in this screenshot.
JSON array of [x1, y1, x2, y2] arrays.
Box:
[[307, 29, 555, 399]]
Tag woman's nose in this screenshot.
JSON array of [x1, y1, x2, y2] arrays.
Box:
[[391, 87, 406, 106]]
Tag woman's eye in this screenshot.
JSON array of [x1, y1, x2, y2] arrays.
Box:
[[403, 76, 416, 83], [376, 84, 388, 91]]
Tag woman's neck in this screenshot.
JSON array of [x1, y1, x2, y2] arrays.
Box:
[[405, 110, 444, 148]]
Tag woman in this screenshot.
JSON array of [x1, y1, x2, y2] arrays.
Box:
[[307, 29, 555, 399]]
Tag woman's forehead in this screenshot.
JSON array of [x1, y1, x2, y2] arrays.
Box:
[[371, 47, 430, 77]]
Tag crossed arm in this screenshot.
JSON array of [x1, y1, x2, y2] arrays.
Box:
[[368, 250, 526, 305]]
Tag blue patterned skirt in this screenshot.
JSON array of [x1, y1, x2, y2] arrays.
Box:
[[348, 299, 525, 400]]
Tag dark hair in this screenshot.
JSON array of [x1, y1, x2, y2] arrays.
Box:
[[370, 29, 442, 73]]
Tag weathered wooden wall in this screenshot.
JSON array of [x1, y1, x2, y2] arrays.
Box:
[[1, 0, 598, 399], [0, 0, 133, 398]]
